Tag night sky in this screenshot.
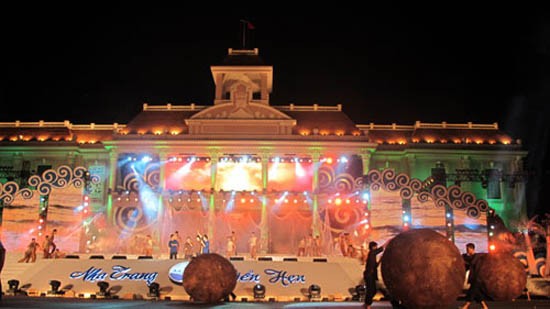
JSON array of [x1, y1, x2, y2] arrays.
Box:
[[2, 7, 549, 216]]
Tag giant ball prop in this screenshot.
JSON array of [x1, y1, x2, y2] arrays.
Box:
[[475, 252, 526, 301], [381, 228, 465, 309], [183, 253, 237, 303]]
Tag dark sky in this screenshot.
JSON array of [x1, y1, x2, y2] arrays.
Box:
[[2, 7, 549, 216]]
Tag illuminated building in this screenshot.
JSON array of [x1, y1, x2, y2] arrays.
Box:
[[0, 47, 527, 256]]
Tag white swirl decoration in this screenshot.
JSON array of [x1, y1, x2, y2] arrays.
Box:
[[1, 165, 90, 205], [0, 181, 33, 204], [365, 168, 491, 219]]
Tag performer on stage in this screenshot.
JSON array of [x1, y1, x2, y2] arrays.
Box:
[[248, 232, 258, 259], [18, 238, 40, 263], [42, 235, 53, 259], [183, 236, 194, 259], [168, 233, 179, 259], [144, 234, 153, 256], [230, 231, 237, 255], [202, 234, 210, 254], [226, 236, 236, 258]]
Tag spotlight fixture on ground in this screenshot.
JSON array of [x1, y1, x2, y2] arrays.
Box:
[[253, 283, 266, 300], [308, 284, 321, 301], [352, 284, 366, 301], [147, 282, 160, 299], [7, 279, 26, 296], [96, 281, 110, 298], [48, 280, 64, 295]]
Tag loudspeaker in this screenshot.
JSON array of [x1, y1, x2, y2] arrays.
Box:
[[138, 255, 153, 259], [258, 256, 272, 261], [313, 258, 327, 262], [283, 257, 298, 262], [90, 255, 105, 259], [37, 165, 52, 176], [65, 255, 80, 259], [229, 256, 244, 261], [112, 255, 127, 259]]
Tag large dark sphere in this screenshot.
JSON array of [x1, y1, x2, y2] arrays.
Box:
[[381, 228, 465, 309], [475, 252, 526, 301], [182, 253, 237, 303]]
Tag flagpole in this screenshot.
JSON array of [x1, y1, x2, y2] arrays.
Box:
[[240, 20, 246, 49]]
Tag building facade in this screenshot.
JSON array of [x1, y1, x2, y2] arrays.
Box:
[[0, 48, 527, 258]]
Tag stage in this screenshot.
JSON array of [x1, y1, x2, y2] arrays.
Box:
[[2, 252, 548, 302]]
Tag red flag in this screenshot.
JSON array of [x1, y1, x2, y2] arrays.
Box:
[[241, 19, 255, 30]]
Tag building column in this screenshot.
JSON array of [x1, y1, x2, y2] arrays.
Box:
[[66, 151, 76, 167], [360, 151, 372, 174], [512, 156, 527, 220], [208, 152, 219, 241], [106, 148, 118, 225], [260, 153, 270, 253], [311, 152, 321, 237]]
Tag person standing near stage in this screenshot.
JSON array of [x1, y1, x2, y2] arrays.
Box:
[[168, 233, 179, 259], [364, 240, 387, 309], [19, 238, 40, 263], [249, 232, 258, 259], [460, 243, 488, 309], [0, 240, 5, 301]]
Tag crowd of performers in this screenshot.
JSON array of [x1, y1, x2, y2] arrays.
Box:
[[18, 229, 64, 263], [17, 228, 380, 263]]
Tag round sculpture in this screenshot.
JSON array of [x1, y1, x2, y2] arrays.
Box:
[[182, 253, 237, 303], [475, 252, 526, 301], [381, 228, 465, 309]]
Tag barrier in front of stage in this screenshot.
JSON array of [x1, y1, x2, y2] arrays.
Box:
[[12, 257, 364, 301]]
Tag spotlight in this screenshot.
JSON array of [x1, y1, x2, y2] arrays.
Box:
[[253, 283, 266, 300], [7, 279, 26, 296], [96, 281, 110, 298], [147, 282, 160, 298], [308, 284, 321, 300], [8, 279, 19, 291], [48, 280, 64, 295]]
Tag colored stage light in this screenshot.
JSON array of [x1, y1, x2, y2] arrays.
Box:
[[489, 244, 496, 251], [253, 283, 266, 299], [335, 198, 342, 205]]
